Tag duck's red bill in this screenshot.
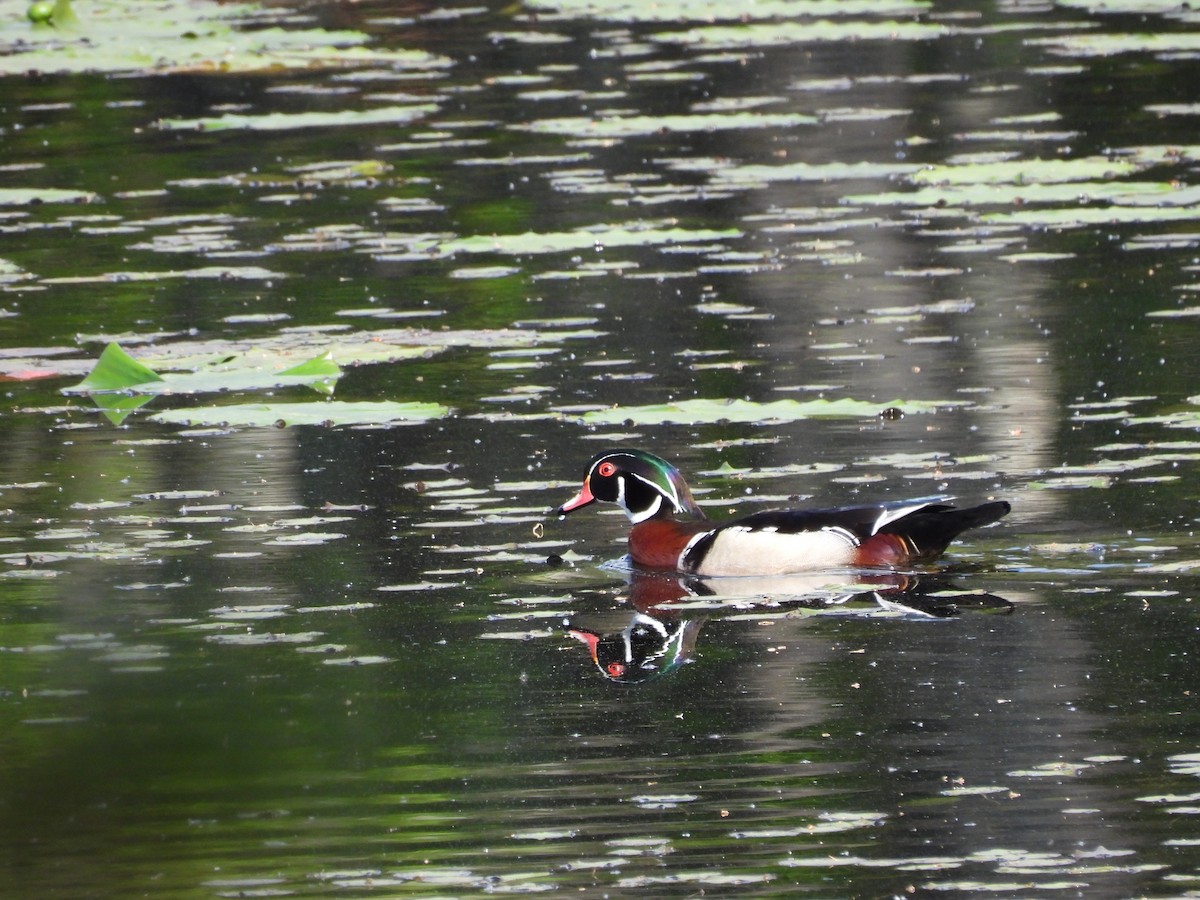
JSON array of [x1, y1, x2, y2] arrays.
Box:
[[555, 482, 595, 516], [568, 628, 600, 661]]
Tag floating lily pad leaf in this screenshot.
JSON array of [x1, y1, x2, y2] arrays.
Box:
[[1125, 409, 1200, 429], [69, 343, 164, 394], [0, 187, 100, 205], [1057, 0, 1192, 13], [512, 112, 816, 138], [157, 104, 439, 133], [526, 0, 931, 21], [286, 159, 393, 181], [569, 397, 968, 426], [1027, 476, 1115, 490], [0, 1, 454, 76], [222, 313, 291, 325], [983, 205, 1200, 228], [65, 344, 342, 399], [665, 158, 920, 188], [321, 655, 391, 666], [1048, 457, 1166, 475], [847, 180, 1172, 209], [653, 20, 947, 51], [1028, 31, 1200, 59], [9, 324, 600, 383], [149, 400, 449, 429], [1147, 306, 1200, 318], [368, 223, 741, 260], [41, 266, 284, 285], [279, 352, 341, 379], [697, 461, 845, 479], [909, 157, 1141, 186]]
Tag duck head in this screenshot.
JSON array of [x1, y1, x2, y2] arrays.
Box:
[[555, 449, 702, 524]]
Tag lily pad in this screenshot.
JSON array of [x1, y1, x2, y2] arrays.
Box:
[[1028, 31, 1200, 59], [63, 343, 346, 424], [157, 104, 440, 134], [524, 0, 932, 22], [366, 223, 742, 261], [149, 400, 450, 429], [513, 112, 817, 138], [652, 20, 947, 51], [64, 344, 343, 398], [69, 343, 163, 393], [0, 187, 101, 205], [0, 0, 453, 76], [908, 157, 1141, 186], [568, 397, 969, 426]]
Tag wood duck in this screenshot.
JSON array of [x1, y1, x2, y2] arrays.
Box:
[[554, 449, 1010, 576]]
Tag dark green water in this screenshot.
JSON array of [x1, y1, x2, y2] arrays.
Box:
[[2, 0, 1200, 896]]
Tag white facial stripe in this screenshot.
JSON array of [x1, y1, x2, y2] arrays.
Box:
[[629, 493, 661, 524]]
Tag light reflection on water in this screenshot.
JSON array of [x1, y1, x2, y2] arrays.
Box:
[[3, 0, 1200, 895]]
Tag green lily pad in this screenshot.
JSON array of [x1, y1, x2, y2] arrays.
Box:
[[69, 343, 164, 393], [63, 345, 158, 423], [1028, 31, 1200, 59], [0, 187, 101, 205], [569, 397, 969, 426], [367, 223, 742, 261], [666, 158, 921, 188], [4, 323, 601, 383], [846, 180, 1173, 209], [513, 112, 817, 138], [524, 0, 932, 22], [63, 343, 345, 423], [652, 19, 947, 51], [149, 400, 450, 429], [0, 1, 453, 76], [909, 157, 1141, 186], [64, 344, 342, 398], [41, 266, 285, 285], [983, 205, 1200, 229], [157, 104, 440, 134]]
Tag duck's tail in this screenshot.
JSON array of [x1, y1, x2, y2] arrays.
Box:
[[880, 500, 1011, 562]]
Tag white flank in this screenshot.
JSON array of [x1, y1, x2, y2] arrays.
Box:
[[692, 526, 858, 576]]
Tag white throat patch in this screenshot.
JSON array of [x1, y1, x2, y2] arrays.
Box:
[[628, 491, 662, 524]]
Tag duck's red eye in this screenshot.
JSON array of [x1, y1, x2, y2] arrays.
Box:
[[597, 461, 617, 478]]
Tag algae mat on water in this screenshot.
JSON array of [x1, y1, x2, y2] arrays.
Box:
[[0, 0, 451, 75]]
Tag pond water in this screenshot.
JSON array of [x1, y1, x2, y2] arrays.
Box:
[[3, 0, 1200, 895]]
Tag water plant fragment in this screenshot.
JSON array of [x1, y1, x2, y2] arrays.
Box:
[[569, 397, 971, 426], [0, 0, 453, 76], [149, 401, 450, 429], [64, 343, 344, 424]]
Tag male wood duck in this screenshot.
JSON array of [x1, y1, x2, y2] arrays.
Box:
[[554, 449, 1010, 576]]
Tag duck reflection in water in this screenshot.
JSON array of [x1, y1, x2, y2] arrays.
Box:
[[567, 570, 1013, 684]]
